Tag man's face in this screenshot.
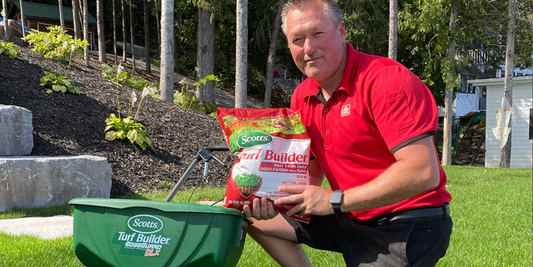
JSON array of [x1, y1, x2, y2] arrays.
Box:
[[285, 2, 346, 83]]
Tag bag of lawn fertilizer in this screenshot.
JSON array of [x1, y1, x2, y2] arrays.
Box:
[[217, 107, 311, 223]]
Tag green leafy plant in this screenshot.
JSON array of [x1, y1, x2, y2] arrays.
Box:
[[40, 71, 79, 94], [101, 63, 130, 85], [140, 57, 161, 67], [105, 65, 153, 150], [22, 26, 88, 65], [174, 75, 220, 114], [102, 63, 159, 95], [0, 41, 20, 58]]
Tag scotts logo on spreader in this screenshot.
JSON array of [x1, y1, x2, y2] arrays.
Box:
[[127, 214, 164, 234], [237, 131, 273, 147]]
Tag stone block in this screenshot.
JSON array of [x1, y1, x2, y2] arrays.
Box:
[[0, 156, 112, 212], [0, 105, 33, 156]]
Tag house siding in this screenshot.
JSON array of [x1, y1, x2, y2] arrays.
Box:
[[470, 76, 532, 168]]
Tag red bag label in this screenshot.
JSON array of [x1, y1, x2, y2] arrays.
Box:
[[217, 107, 311, 223]]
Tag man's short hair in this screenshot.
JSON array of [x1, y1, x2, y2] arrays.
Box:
[[281, 0, 343, 36]]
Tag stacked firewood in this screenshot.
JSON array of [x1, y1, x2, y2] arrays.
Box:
[[452, 116, 486, 166]]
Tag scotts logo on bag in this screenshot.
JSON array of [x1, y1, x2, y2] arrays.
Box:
[[237, 131, 273, 147], [127, 214, 164, 234]]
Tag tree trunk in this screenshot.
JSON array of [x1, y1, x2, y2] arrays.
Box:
[[143, 0, 151, 73], [83, 0, 89, 66], [58, 0, 65, 32], [159, 0, 175, 103], [19, 0, 25, 38], [129, 0, 135, 72], [388, 0, 397, 60], [498, 0, 516, 168], [235, 0, 248, 108], [442, 1, 457, 166], [197, 0, 216, 104], [97, 0, 106, 63], [113, 0, 118, 64], [72, 0, 81, 39], [122, 0, 127, 63], [264, 0, 284, 108], [155, 0, 161, 59]]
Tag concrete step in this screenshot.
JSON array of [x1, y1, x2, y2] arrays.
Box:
[[0, 155, 112, 212]]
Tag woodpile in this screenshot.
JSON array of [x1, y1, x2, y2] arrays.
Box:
[[452, 112, 486, 166]]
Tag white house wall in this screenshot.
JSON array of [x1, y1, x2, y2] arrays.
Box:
[[471, 76, 532, 168], [510, 84, 533, 168]]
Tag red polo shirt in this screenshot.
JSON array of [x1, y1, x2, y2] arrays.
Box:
[[290, 43, 451, 221]]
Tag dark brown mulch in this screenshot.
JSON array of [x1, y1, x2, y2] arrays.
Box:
[[0, 40, 235, 197]]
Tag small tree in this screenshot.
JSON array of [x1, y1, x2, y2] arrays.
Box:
[[235, 0, 248, 108], [159, 0, 174, 103]]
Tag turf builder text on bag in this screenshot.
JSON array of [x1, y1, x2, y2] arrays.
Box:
[[217, 108, 311, 222]]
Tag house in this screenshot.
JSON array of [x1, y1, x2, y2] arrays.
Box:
[[468, 76, 532, 168], [7, 1, 97, 49]]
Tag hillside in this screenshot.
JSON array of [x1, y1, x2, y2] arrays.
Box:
[[0, 40, 236, 197]]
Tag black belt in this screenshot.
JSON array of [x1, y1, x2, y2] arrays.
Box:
[[361, 203, 450, 227]]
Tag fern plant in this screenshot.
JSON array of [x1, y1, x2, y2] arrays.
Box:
[[0, 42, 20, 58], [40, 71, 80, 94]]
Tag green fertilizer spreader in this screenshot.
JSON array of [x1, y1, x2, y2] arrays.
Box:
[[70, 146, 249, 267]]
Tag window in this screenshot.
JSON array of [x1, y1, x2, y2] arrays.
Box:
[[479, 86, 487, 110], [530, 108, 532, 140]]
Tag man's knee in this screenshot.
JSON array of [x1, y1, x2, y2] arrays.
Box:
[[247, 215, 297, 242]]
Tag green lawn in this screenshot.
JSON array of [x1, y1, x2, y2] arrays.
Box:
[[0, 166, 531, 266]]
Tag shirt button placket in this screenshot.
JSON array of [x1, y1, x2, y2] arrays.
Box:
[[323, 107, 331, 149]]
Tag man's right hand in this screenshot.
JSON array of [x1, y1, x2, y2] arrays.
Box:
[[243, 197, 278, 220]]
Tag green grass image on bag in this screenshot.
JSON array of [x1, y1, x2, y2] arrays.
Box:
[[235, 173, 262, 197]]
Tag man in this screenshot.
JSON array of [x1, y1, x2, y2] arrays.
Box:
[[242, 0, 453, 266]]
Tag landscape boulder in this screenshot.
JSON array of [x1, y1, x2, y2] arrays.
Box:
[[0, 155, 112, 212], [0, 104, 33, 156]]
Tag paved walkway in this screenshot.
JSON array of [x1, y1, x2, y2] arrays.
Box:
[[0, 215, 73, 239]]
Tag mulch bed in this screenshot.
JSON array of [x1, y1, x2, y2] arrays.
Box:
[[0, 40, 236, 197]]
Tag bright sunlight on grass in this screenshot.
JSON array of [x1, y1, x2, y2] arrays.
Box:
[[0, 166, 531, 266]]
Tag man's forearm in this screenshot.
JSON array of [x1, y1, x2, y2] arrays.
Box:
[[340, 137, 440, 212]]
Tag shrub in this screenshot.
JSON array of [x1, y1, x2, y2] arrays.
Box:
[[174, 75, 220, 114], [22, 26, 88, 65], [40, 71, 80, 94], [0, 41, 20, 58], [124, 76, 148, 91]]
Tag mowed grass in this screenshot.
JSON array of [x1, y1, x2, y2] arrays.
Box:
[[0, 166, 530, 266], [437, 166, 532, 267]]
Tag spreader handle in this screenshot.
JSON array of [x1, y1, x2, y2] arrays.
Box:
[[165, 145, 229, 202]]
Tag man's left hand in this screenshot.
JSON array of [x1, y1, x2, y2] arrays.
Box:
[[274, 185, 334, 216]]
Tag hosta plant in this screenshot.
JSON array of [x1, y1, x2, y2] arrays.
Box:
[[105, 85, 153, 151], [40, 71, 80, 94], [0, 41, 20, 58]]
